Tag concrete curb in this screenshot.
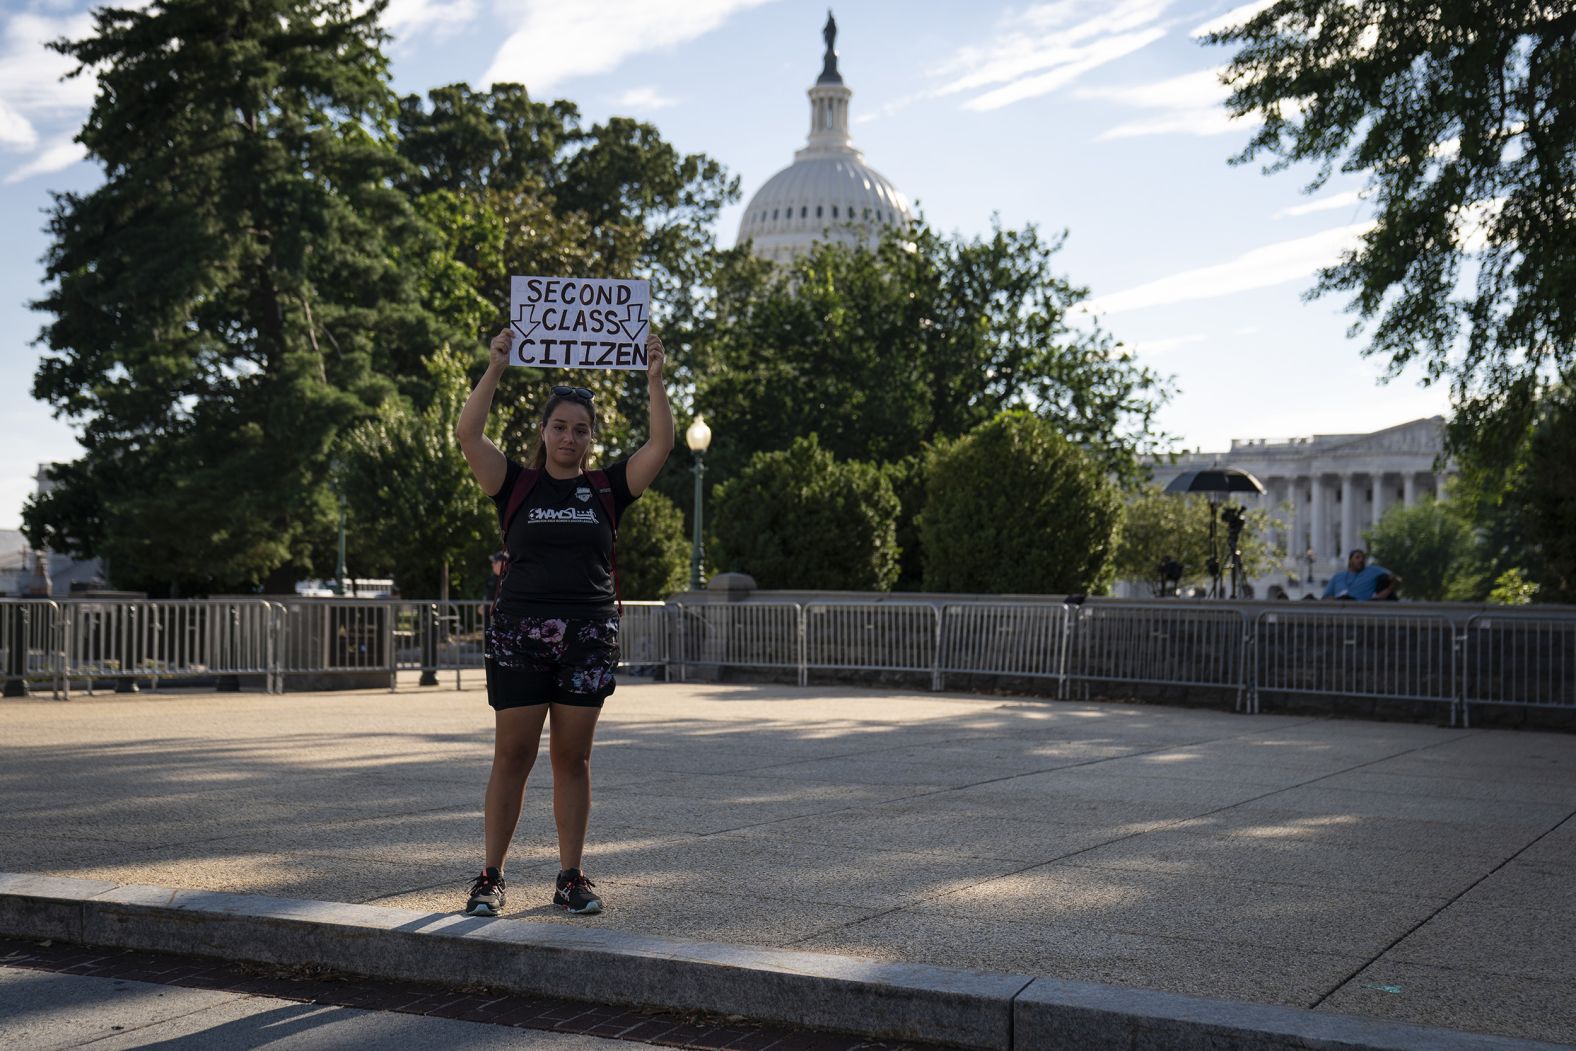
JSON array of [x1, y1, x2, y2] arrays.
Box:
[[0, 874, 1565, 1051]]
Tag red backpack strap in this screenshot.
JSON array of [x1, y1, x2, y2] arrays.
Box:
[[586, 469, 622, 616], [500, 467, 542, 551], [492, 467, 541, 616]]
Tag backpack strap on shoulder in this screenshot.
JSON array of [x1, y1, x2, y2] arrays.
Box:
[[500, 468, 542, 552], [586, 469, 622, 616]]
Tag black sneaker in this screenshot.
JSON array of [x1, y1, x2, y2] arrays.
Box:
[[465, 867, 505, 916], [553, 868, 602, 914]]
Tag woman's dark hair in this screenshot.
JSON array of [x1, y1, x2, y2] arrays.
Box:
[[528, 392, 597, 470]]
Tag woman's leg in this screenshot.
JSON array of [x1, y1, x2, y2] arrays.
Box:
[[547, 702, 602, 871], [484, 703, 550, 871]]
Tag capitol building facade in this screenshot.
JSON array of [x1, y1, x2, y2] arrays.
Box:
[[1142, 417, 1455, 599], [735, 13, 911, 262]]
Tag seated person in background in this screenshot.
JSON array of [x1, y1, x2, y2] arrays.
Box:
[[1322, 549, 1401, 601]]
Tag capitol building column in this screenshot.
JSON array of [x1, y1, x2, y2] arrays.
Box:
[[1309, 475, 1327, 560], [1372, 471, 1390, 527], [1403, 472, 1419, 507], [1340, 475, 1357, 557]]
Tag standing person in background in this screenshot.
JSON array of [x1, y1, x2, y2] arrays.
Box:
[[454, 324, 671, 917]]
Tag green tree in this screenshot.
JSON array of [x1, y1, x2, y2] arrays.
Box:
[[1523, 388, 1576, 601], [1448, 385, 1576, 602], [692, 220, 1171, 486], [1209, 2, 1576, 474], [921, 412, 1122, 594], [1113, 486, 1282, 594], [338, 346, 495, 598], [393, 83, 737, 460], [1365, 499, 1473, 602], [617, 490, 690, 600], [710, 435, 899, 590], [23, 0, 445, 594]]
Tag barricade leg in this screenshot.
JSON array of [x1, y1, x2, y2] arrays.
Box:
[[217, 606, 241, 692], [3, 608, 30, 698], [419, 603, 439, 686]]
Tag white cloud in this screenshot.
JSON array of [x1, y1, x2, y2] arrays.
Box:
[[0, 8, 103, 184], [4, 132, 84, 184], [613, 85, 676, 111], [481, 0, 775, 94], [1079, 66, 1244, 139], [0, 98, 36, 149], [1273, 189, 1363, 219], [0, 11, 98, 115], [930, 0, 1175, 112], [1189, 0, 1278, 39], [1083, 221, 1374, 315], [382, 0, 480, 39]]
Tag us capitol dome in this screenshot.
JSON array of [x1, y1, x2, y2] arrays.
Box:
[[735, 12, 912, 263]]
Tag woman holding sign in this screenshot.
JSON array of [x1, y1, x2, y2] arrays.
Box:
[[455, 324, 671, 917]]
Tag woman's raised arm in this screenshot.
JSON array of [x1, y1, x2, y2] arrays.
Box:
[[455, 328, 512, 497], [624, 331, 672, 497]]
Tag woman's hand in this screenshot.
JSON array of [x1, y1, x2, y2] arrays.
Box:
[[489, 327, 515, 371], [645, 331, 665, 382]]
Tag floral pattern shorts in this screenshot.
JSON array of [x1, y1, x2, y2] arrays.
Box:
[[485, 612, 620, 710]]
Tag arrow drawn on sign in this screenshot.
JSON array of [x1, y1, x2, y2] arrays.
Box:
[[617, 303, 648, 342], [511, 303, 546, 341]]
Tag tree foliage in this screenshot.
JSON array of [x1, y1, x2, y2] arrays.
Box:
[[1113, 486, 1282, 595], [710, 435, 899, 591], [22, 6, 735, 595], [338, 346, 496, 598], [921, 412, 1122, 595], [393, 83, 737, 458], [1365, 499, 1473, 602], [23, 0, 444, 594], [1209, 1, 1576, 474], [617, 489, 690, 600], [690, 219, 1172, 486], [1448, 384, 1576, 602]]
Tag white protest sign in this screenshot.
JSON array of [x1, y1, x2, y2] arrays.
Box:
[[508, 275, 650, 370]]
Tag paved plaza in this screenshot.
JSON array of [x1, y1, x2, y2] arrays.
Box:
[[3, 680, 1575, 1046]]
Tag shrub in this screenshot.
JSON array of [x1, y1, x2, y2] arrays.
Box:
[[1365, 499, 1472, 601], [710, 435, 900, 590], [617, 488, 691, 599], [921, 412, 1121, 594]]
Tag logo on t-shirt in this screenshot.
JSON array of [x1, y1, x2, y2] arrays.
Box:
[[575, 486, 592, 503], [528, 507, 598, 524]]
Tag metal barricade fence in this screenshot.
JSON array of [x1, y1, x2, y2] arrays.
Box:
[[0, 599, 63, 697], [13, 595, 1575, 718], [1063, 603, 1251, 709], [272, 599, 395, 689], [803, 602, 941, 688], [1254, 608, 1459, 722], [937, 602, 1069, 692], [437, 601, 487, 688], [617, 601, 669, 671], [673, 602, 802, 683], [1461, 615, 1576, 721], [59, 600, 278, 696]]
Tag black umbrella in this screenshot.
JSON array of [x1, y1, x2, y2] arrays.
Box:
[[1164, 467, 1265, 496], [1163, 466, 1265, 598]]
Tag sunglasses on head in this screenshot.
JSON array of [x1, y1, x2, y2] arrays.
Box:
[[552, 385, 595, 402]]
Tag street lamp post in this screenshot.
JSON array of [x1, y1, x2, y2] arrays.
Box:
[[1304, 546, 1316, 584], [685, 415, 713, 591], [331, 458, 347, 596]]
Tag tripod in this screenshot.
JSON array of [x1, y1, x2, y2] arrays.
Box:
[[1206, 501, 1249, 599]]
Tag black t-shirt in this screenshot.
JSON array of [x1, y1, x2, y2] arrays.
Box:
[[491, 458, 636, 617]]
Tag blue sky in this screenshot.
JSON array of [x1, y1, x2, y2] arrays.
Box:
[[0, 0, 1451, 531]]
